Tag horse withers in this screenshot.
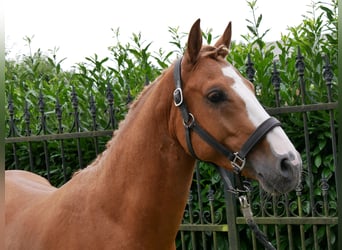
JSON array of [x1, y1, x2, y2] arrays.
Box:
[[5, 19, 302, 249]]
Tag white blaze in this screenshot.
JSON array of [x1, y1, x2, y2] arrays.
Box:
[[222, 66, 268, 126], [221, 65, 298, 157]]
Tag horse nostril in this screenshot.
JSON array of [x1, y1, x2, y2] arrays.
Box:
[[279, 159, 293, 178]]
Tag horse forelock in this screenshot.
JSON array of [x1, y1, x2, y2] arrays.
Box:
[[200, 45, 229, 60]]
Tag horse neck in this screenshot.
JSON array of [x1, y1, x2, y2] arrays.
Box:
[[77, 68, 196, 243]]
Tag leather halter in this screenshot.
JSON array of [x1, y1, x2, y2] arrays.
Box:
[[173, 57, 279, 250], [173, 57, 281, 174]]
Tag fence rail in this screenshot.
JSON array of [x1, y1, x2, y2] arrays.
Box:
[[5, 49, 338, 249]]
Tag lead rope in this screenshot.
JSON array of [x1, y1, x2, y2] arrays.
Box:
[[239, 195, 276, 250], [215, 165, 276, 250]]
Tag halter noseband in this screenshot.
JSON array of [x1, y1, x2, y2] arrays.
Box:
[[173, 57, 281, 174]]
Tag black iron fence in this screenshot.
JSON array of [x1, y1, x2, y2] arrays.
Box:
[[5, 50, 338, 249]]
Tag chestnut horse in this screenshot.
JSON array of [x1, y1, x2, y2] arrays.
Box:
[[5, 19, 302, 250]]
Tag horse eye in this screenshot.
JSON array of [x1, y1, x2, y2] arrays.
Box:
[[207, 90, 226, 103]]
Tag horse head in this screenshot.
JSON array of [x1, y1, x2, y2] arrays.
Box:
[[172, 19, 302, 194]]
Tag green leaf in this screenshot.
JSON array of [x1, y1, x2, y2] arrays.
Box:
[[314, 155, 322, 168], [247, 25, 257, 36], [256, 14, 263, 28]]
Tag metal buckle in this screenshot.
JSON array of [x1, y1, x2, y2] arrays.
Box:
[[173, 87, 183, 107], [231, 152, 246, 174], [183, 113, 195, 128]]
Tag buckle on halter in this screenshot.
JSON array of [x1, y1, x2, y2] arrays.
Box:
[[183, 113, 195, 128], [231, 152, 246, 174], [173, 87, 183, 106]]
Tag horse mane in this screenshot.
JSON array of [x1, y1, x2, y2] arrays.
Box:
[[112, 69, 168, 134], [73, 70, 169, 177]]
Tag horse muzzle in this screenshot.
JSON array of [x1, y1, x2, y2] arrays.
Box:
[[254, 150, 302, 194]]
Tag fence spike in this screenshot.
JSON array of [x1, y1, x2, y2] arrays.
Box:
[[55, 98, 63, 133], [271, 61, 281, 107], [106, 83, 114, 105], [295, 46, 305, 77], [71, 86, 79, 111], [105, 83, 116, 130], [245, 54, 255, 83], [126, 86, 133, 104], [7, 94, 18, 137], [24, 101, 31, 136], [89, 94, 98, 131], [145, 75, 150, 86], [38, 90, 47, 135], [323, 54, 333, 87], [71, 86, 81, 132]]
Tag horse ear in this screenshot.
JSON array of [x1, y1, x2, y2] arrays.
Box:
[[214, 22, 232, 49], [185, 18, 203, 64]]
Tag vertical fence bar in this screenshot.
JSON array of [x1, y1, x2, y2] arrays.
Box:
[[245, 54, 257, 96], [55, 97, 67, 183], [106, 83, 116, 130], [7, 95, 19, 169], [24, 101, 34, 172], [89, 95, 99, 155], [187, 191, 197, 249], [195, 162, 206, 250], [296, 183, 306, 250], [207, 188, 217, 250], [38, 91, 50, 181], [244, 183, 257, 250], [273, 58, 296, 250], [284, 194, 294, 250], [245, 55, 260, 249], [71, 86, 83, 168], [223, 170, 239, 250], [321, 178, 332, 250], [322, 55, 336, 250], [271, 61, 281, 107], [245, 54, 255, 84], [180, 231, 185, 250], [295, 47, 318, 249], [259, 187, 267, 248], [272, 195, 280, 249], [322, 55, 338, 191]]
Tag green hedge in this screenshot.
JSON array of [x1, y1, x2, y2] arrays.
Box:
[[5, 0, 338, 249]]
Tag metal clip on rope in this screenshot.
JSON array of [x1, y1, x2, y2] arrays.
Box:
[[238, 195, 276, 250]]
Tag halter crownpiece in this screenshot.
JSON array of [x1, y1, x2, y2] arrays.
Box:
[[173, 57, 281, 174]]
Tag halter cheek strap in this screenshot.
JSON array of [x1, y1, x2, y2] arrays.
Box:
[[173, 57, 281, 174], [173, 57, 278, 250]]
